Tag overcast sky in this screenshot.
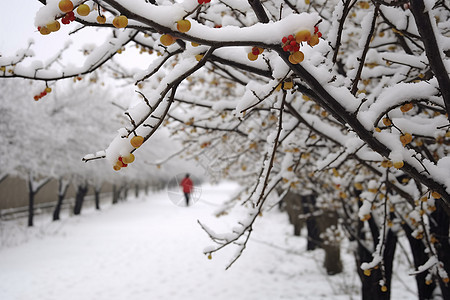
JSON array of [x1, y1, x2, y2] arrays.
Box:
[[0, 1, 152, 69], [0, 0, 43, 56]]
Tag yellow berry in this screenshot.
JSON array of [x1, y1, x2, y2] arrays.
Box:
[[46, 20, 61, 32], [400, 103, 413, 112], [76, 4, 90, 16], [381, 286, 388, 292], [382, 117, 391, 126], [130, 136, 144, 148], [122, 153, 135, 164], [308, 34, 319, 46], [195, 54, 204, 61], [113, 15, 128, 28], [176, 19, 191, 33], [283, 81, 294, 90], [39, 26, 51, 35], [393, 161, 404, 169], [160, 34, 176, 46], [97, 15, 106, 24], [295, 30, 311, 43], [364, 269, 371, 276], [289, 51, 304, 64], [248, 52, 258, 61], [431, 191, 441, 199]]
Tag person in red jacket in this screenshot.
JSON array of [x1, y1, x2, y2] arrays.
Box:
[[180, 174, 194, 206]]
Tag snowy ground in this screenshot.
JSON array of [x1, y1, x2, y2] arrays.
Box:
[[0, 182, 416, 300]]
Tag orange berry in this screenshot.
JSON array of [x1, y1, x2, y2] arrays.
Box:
[[382, 117, 391, 126], [122, 153, 135, 164], [59, 0, 74, 13], [289, 51, 304, 64], [393, 161, 404, 169], [160, 34, 175, 46], [191, 42, 200, 47], [295, 30, 311, 43], [113, 165, 121, 171], [39, 26, 51, 35], [308, 34, 319, 46], [248, 52, 258, 61], [46, 20, 61, 32], [97, 15, 106, 24], [283, 81, 294, 90], [400, 133, 412, 146], [431, 191, 441, 199], [400, 103, 413, 112], [176, 19, 191, 33], [113, 15, 128, 28], [76, 4, 90, 16], [130, 136, 144, 148]]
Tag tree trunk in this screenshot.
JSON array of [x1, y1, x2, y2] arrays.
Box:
[[356, 218, 397, 300], [135, 184, 139, 198], [319, 211, 343, 275], [27, 175, 51, 227], [74, 183, 88, 215], [53, 178, 70, 221], [123, 184, 128, 201], [302, 194, 321, 251], [94, 186, 101, 210], [283, 191, 304, 236], [112, 184, 120, 204], [27, 180, 35, 227], [403, 224, 436, 300]]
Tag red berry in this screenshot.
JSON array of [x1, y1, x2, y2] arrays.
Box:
[[37, 26, 41, 31], [67, 11, 75, 21], [314, 26, 319, 33], [290, 41, 297, 46], [198, 0, 204, 3], [34, 95, 40, 101], [61, 17, 69, 24], [252, 47, 260, 55], [282, 36, 288, 43], [122, 163, 128, 167], [40, 91, 46, 97], [118, 157, 123, 162], [293, 44, 300, 52], [283, 45, 289, 52], [317, 32, 322, 38], [288, 35, 294, 41], [205, 0, 211, 2]]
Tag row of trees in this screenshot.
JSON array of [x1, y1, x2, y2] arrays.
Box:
[[1, 0, 449, 299], [0, 77, 195, 226]]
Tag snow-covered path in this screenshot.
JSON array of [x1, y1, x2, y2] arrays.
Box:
[[0, 182, 363, 300]]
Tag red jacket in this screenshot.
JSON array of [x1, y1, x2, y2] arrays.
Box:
[[180, 177, 193, 193]]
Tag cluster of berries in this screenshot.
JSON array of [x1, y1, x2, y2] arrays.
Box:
[[113, 154, 135, 171], [61, 11, 76, 24], [281, 26, 322, 64], [33, 87, 52, 101], [248, 47, 264, 61], [198, 0, 211, 4]]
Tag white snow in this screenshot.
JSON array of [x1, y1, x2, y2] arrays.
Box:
[[0, 182, 416, 300]]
